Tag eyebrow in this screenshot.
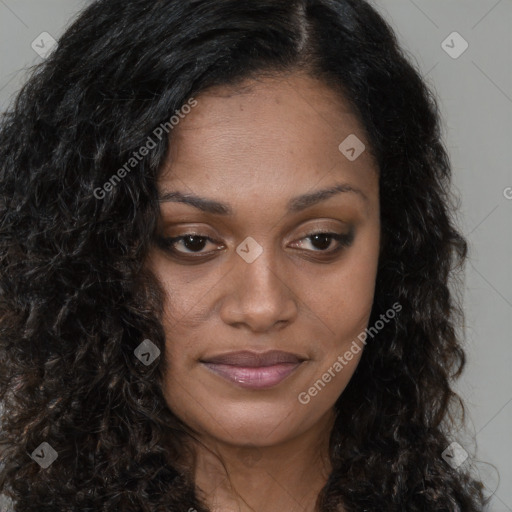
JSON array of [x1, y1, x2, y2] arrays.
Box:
[[158, 182, 368, 215]]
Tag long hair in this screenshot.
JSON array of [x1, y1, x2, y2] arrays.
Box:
[[0, 0, 489, 510]]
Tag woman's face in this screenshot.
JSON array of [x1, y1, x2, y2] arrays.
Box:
[[147, 72, 380, 448]]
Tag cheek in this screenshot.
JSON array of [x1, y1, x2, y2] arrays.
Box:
[[146, 248, 217, 330], [339, 224, 380, 319], [306, 234, 379, 342], [298, 232, 379, 403], [297, 350, 362, 411], [295, 271, 375, 409]]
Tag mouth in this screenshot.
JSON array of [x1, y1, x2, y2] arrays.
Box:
[[199, 350, 307, 389]]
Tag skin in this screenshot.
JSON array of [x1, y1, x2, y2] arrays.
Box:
[[146, 71, 381, 512]]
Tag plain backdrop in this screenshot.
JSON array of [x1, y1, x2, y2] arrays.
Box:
[[1, 1, 511, 510]]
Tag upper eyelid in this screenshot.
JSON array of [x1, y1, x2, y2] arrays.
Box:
[[166, 228, 348, 240], [158, 219, 352, 236]]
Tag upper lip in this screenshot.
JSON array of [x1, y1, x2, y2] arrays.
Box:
[[200, 350, 306, 367]]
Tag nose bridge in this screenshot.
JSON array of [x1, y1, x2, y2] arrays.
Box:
[[239, 243, 282, 294], [219, 235, 297, 330]]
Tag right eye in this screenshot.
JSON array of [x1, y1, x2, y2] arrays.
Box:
[[155, 234, 224, 257]]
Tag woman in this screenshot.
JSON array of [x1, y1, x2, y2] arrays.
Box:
[[0, 0, 489, 510]]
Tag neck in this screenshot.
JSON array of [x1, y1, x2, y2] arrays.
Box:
[[188, 409, 336, 512]]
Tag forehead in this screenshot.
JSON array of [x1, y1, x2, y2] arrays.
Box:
[[158, 73, 378, 207]]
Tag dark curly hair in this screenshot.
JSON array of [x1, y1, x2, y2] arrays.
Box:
[[0, 0, 491, 510]]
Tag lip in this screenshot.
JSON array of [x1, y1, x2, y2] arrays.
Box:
[[200, 350, 306, 389]]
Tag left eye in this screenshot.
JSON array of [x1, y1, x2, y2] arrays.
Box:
[[293, 232, 353, 252]]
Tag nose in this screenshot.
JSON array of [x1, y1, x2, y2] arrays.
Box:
[[219, 244, 298, 333]]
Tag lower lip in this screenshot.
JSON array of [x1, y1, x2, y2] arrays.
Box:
[[201, 362, 302, 389]]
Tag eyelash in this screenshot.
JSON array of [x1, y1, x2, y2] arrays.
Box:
[[155, 229, 355, 259]]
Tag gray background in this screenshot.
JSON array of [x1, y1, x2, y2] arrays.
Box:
[[0, 0, 510, 510]]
